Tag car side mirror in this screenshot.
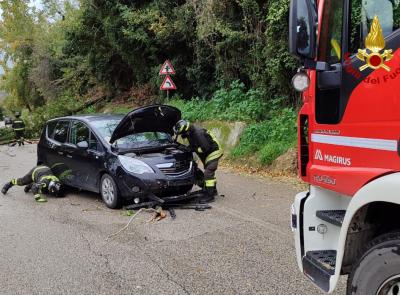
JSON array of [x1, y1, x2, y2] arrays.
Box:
[[77, 141, 89, 150]]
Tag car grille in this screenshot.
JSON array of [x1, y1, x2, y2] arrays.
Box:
[[157, 161, 192, 177]]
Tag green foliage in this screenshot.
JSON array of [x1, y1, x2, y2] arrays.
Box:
[[0, 0, 299, 164], [169, 81, 268, 122], [0, 127, 14, 142], [231, 108, 297, 164], [23, 92, 82, 137]]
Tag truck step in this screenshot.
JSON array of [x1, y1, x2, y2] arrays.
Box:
[[316, 210, 346, 226], [306, 250, 337, 274], [302, 250, 337, 292]]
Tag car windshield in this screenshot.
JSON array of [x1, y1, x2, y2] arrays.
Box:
[[91, 119, 172, 149]]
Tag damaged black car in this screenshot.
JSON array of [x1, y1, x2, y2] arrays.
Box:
[[37, 105, 197, 208]]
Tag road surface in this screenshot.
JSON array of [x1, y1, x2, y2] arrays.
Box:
[[0, 144, 346, 294]]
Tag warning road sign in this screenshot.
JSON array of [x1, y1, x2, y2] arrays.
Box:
[[159, 60, 176, 75], [160, 75, 177, 90]]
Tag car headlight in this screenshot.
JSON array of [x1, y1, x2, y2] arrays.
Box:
[[118, 155, 154, 174]]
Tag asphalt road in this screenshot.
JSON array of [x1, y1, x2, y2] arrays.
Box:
[[0, 144, 347, 295]]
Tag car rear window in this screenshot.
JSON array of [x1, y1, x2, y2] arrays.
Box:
[[52, 121, 70, 143]]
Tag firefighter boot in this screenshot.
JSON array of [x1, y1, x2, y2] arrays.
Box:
[[2, 181, 14, 195], [198, 179, 217, 204]]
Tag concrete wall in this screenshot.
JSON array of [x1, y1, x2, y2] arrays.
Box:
[[199, 121, 246, 154]]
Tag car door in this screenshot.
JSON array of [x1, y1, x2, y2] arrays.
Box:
[[45, 120, 74, 186], [66, 120, 104, 192]]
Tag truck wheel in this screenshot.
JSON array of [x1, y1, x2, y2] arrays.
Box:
[[100, 174, 121, 209], [347, 232, 400, 295]]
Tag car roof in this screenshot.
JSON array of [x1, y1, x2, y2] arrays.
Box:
[[47, 114, 125, 124]]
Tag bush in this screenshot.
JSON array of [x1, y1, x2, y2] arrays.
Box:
[[169, 80, 269, 122], [231, 108, 297, 164], [259, 142, 292, 165], [0, 127, 14, 142], [23, 92, 83, 138]]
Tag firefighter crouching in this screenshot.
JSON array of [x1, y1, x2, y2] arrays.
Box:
[[173, 120, 223, 203], [1, 165, 62, 203], [12, 112, 25, 146]]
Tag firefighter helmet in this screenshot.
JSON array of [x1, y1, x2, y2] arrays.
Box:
[[173, 120, 190, 135], [48, 180, 61, 197]]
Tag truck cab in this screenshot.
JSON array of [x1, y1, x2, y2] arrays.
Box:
[[289, 0, 400, 294]]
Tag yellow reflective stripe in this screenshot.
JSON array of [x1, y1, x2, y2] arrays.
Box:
[[40, 175, 59, 182], [197, 147, 203, 153], [207, 131, 222, 150], [331, 38, 341, 60], [205, 150, 223, 164], [11, 179, 17, 185], [205, 179, 217, 187], [32, 166, 48, 181], [13, 128, 25, 131]]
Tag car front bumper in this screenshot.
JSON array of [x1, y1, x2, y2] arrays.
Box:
[[116, 168, 195, 201]]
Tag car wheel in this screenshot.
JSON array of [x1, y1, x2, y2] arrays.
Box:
[[347, 232, 400, 295], [100, 174, 121, 209]]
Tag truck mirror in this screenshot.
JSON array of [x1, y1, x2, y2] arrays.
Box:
[[289, 0, 318, 60]]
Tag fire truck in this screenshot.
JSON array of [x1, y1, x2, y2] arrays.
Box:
[[289, 0, 400, 294]]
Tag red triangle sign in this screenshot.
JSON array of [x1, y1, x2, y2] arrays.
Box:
[[159, 60, 176, 75], [160, 75, 177, 90]]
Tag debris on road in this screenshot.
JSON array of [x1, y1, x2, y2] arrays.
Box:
[[147, 206, 167, 223], [106, 207, 167, 241]]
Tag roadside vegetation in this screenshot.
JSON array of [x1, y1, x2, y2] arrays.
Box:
[[0, 0, 299, 166]]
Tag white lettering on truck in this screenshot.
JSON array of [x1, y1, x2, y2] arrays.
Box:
[[314, 149, 352, 166]]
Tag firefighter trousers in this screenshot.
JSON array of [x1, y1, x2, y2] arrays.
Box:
[[204, 158, 220, 188]]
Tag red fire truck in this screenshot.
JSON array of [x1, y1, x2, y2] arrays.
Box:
[[289, 0, 400, 294]]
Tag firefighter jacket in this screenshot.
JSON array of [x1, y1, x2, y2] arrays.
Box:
[[186, 125, 223, 164], [27, 166, 59, 195], [12, 118, 25, 132]]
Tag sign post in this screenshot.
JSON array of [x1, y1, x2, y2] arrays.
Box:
[[159, 60, 176, 100]]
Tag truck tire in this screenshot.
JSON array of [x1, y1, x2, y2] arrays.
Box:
[[347, 232, 400, 295]]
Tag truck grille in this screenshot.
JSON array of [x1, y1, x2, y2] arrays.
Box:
[[157, 161, 192, 176]]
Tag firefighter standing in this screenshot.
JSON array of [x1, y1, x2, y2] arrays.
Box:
[[173, 120, 223, 202], [1, 165, 62, 203], [12, 112, 25, 146]]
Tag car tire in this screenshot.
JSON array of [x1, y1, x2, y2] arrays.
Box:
[[347, 232, 400, 295], [100, 174, 121, 209]]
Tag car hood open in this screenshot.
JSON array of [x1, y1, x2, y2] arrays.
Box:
[[109, 105, 181, 143]]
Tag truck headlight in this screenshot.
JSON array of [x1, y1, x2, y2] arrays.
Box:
[[118, 155, 154, 174]]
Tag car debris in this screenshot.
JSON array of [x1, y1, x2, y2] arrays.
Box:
[[124, 189, 214, 219]]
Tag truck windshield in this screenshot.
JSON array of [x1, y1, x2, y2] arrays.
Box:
[[349, 0, 400, 53]]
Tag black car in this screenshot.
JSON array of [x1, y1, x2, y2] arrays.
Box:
[[37, 105, 196, 208]]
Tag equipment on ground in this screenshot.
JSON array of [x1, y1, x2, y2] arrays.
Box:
[[289, 1, 400, 294], [124, 190, 214, 218]]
